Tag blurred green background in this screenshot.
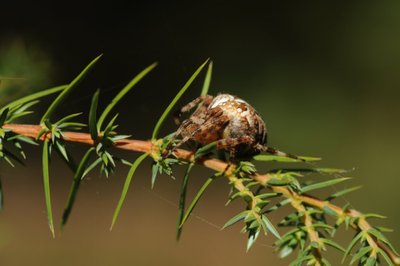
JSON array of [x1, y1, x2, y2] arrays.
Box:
[[0, 1, 399, 265]]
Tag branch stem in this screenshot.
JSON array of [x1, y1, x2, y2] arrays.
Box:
[[3, 123, 399, 265]]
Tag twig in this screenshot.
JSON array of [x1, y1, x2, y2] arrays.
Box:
[[3, 123, 400, 265]]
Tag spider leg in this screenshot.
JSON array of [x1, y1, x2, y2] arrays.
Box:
[[175, 108, 227, 147], [172, 96, 219, 147], [169, 106, 229, 158], [168, 118, 197, 151], [173, 95, 213, 125], [172, 136, 190, 150]]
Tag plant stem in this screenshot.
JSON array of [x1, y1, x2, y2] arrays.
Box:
[[3, 123, 400, 265]]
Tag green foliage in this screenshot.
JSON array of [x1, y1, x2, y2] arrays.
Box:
[[0, 85, 65, 168], [42, 140, 54, 238], [194, 141, 217, 159], [200, 61, 213, 97], [110, 153, 149, 230], [89, 89, 100, 140], [179, 173, 219, 229], [38, 112, 87, 236], [96, 62, 157, 131], [150, 134, 185, 188], [326, 186, 363, 201], [0, 81, 90, 236], [61, 148, 95, 229], [0, 85, 66, 114], [91, 114, 129, 177], [253, 154, 321, 163], [60, 62, 157, 230], [275, 208, 346, 265], [176, 163, 194, 240], [267, 171, 302, 190], [0, 56, 156, 235], [0, 58, 398, 266], [151, 58, 209, 140], [37, 56, 103, 235], [40, 55, 102, 123], [222, 164, 282, 252], [300, 177, 351, 193]]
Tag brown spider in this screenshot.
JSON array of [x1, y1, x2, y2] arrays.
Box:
[[172, 93, 302, 160]]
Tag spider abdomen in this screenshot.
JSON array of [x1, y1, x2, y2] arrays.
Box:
[[209, 94, 267, 146], [175, 93, 267, 156]]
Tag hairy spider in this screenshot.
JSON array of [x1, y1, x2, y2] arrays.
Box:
[[172, 93, 302, 160]]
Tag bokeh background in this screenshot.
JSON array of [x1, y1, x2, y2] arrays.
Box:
[[1, 1, 399, 265]]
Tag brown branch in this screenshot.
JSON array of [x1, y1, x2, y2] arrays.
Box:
[[291, 199, 323, 265], [3, 123, 400, 265]]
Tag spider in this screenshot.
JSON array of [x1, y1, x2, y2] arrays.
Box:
[[172, 93, 302, 160]]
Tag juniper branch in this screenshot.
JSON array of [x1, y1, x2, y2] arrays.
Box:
[[3, 123, 400, 265], [294, 201, 324, 265]]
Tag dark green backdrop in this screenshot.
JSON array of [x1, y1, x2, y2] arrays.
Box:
[[0, 1, 399, 265]]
